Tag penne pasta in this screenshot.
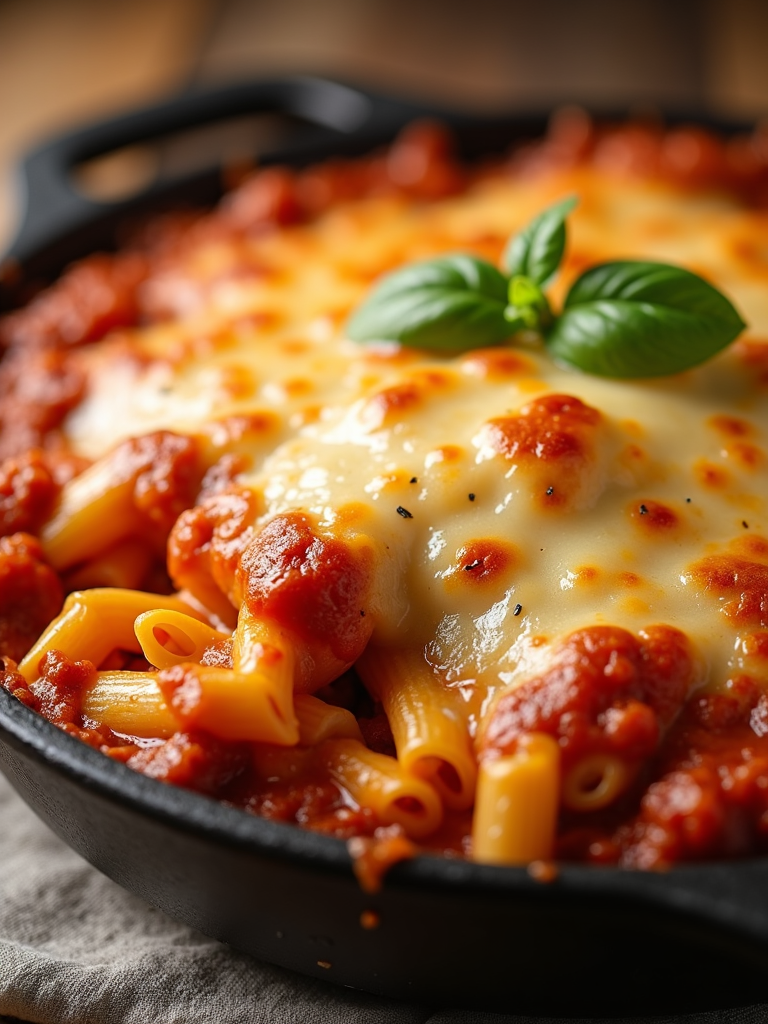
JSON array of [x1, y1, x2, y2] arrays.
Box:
[[65, 538, 154, 592], [134, 609, 230, 669], [251, 743, 314, 782], [83, 671, 178, 738], [17, 589, 208, 682], [561, 754, 632, 812], [472, 734, 560, 865], [294, 694, 363, 746], [42, 461, 144, 570], [317, 738, 443, 840], [173, 662, 298, 745], [148, 610, 299, 745], [358, 647, 477, 811], [77, 604, 299, 746]]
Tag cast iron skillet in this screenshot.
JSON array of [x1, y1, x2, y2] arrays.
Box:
[[0, 77, 766, 1017]]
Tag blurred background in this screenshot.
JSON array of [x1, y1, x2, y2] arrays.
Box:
[[1, 0, 767, 250]]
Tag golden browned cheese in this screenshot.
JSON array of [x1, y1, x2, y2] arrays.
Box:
[[55, 155, 768, 737]]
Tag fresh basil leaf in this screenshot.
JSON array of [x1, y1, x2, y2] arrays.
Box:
[[503, 195, 578, 287], [546, 260, 746, 378], [347, 255, 511, 352], [504, 275, 551, 329]]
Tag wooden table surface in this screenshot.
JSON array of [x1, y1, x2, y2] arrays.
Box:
[[1, 0, 767, 251]]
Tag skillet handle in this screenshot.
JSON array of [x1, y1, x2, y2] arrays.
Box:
[[1, 76, 423, 281]]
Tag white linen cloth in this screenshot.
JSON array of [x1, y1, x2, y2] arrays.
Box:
[[1, 770, 766, 1024]]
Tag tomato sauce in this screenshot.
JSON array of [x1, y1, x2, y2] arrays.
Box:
[[237, 512, 375, 684], [0, 535, 63, 662]]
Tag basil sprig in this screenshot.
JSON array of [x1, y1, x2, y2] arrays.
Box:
[[503, 195, 577, 287], [345, 255, 510, 352], [346, 196, 746, 378]]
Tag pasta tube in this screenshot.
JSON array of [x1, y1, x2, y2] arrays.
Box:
[[173, 663, 297, 744], [472, 733, 560, 865], [317, 737, 443, 839], [562, 753, 632, 811], [294, 694, 363, 745], [248, 699, 362, 778], [81, 612, 300, 744], [42, 461, 144, 570], [17, 589, 207, 682], [153, 610, 299, 745], [83, 672, 178, 738], [358, 647, 476, 811], [251, 743, 314, 781], [78, 606, 299, 745], [134, 609, 229, 669], [65, 538, 153, 592]]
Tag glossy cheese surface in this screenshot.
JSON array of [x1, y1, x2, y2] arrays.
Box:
[[65, 163, 768, 733]]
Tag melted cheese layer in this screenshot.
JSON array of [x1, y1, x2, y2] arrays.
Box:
[[65, 164, 768, 731]]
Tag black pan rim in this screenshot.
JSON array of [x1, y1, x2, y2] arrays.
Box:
[[5, 683, 768, 941]]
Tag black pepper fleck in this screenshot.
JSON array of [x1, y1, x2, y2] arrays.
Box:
[[360, 609, 366, 616], [546, 486, 554, 496], [468, 493, 475, 502], [396, 506, 413, 519], [686, 497, 692, 503], [410, 477, 418, 484], [464, 559, 483, 572], [639, 504, 648, 515], [743, 520, 750, 529], [513, 603, 523, 616]]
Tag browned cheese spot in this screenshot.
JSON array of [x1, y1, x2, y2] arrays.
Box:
[[282, 377, 314, 397], [211, 412, 280, 446], [235, 310, 284, 333], [694, 459, 731, 490], [333, 502, 374, 528], [709, 414, 754, 439], [729, 442, 764, 471], [574, 565, 602, 585], [444, 538, 519, 589], [621, 443, 648, 466], [409, 367, 457, 391], [734, 338, 768, 387], [617, 571, 644, 588], [291, 405, 323, 427], [459, 348, 534, 380], [629, 499, 680, 534], [741, 631, 768, 661], [360, 369, 456, 433], [480, 393, 602, 509], [733, 534, 768, 562], [219, 364, 257, 400], [425, 444, 464, 467], [360, 382, 423, 431]]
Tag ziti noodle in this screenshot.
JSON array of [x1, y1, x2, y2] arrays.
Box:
[[2, 114, 768, 875]]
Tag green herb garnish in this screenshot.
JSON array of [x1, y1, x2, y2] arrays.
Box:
[[502, 195, 577, 287], [345, 254, 510, 353], [547, 260, 746, 378], [346, 197, 746, 378]]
